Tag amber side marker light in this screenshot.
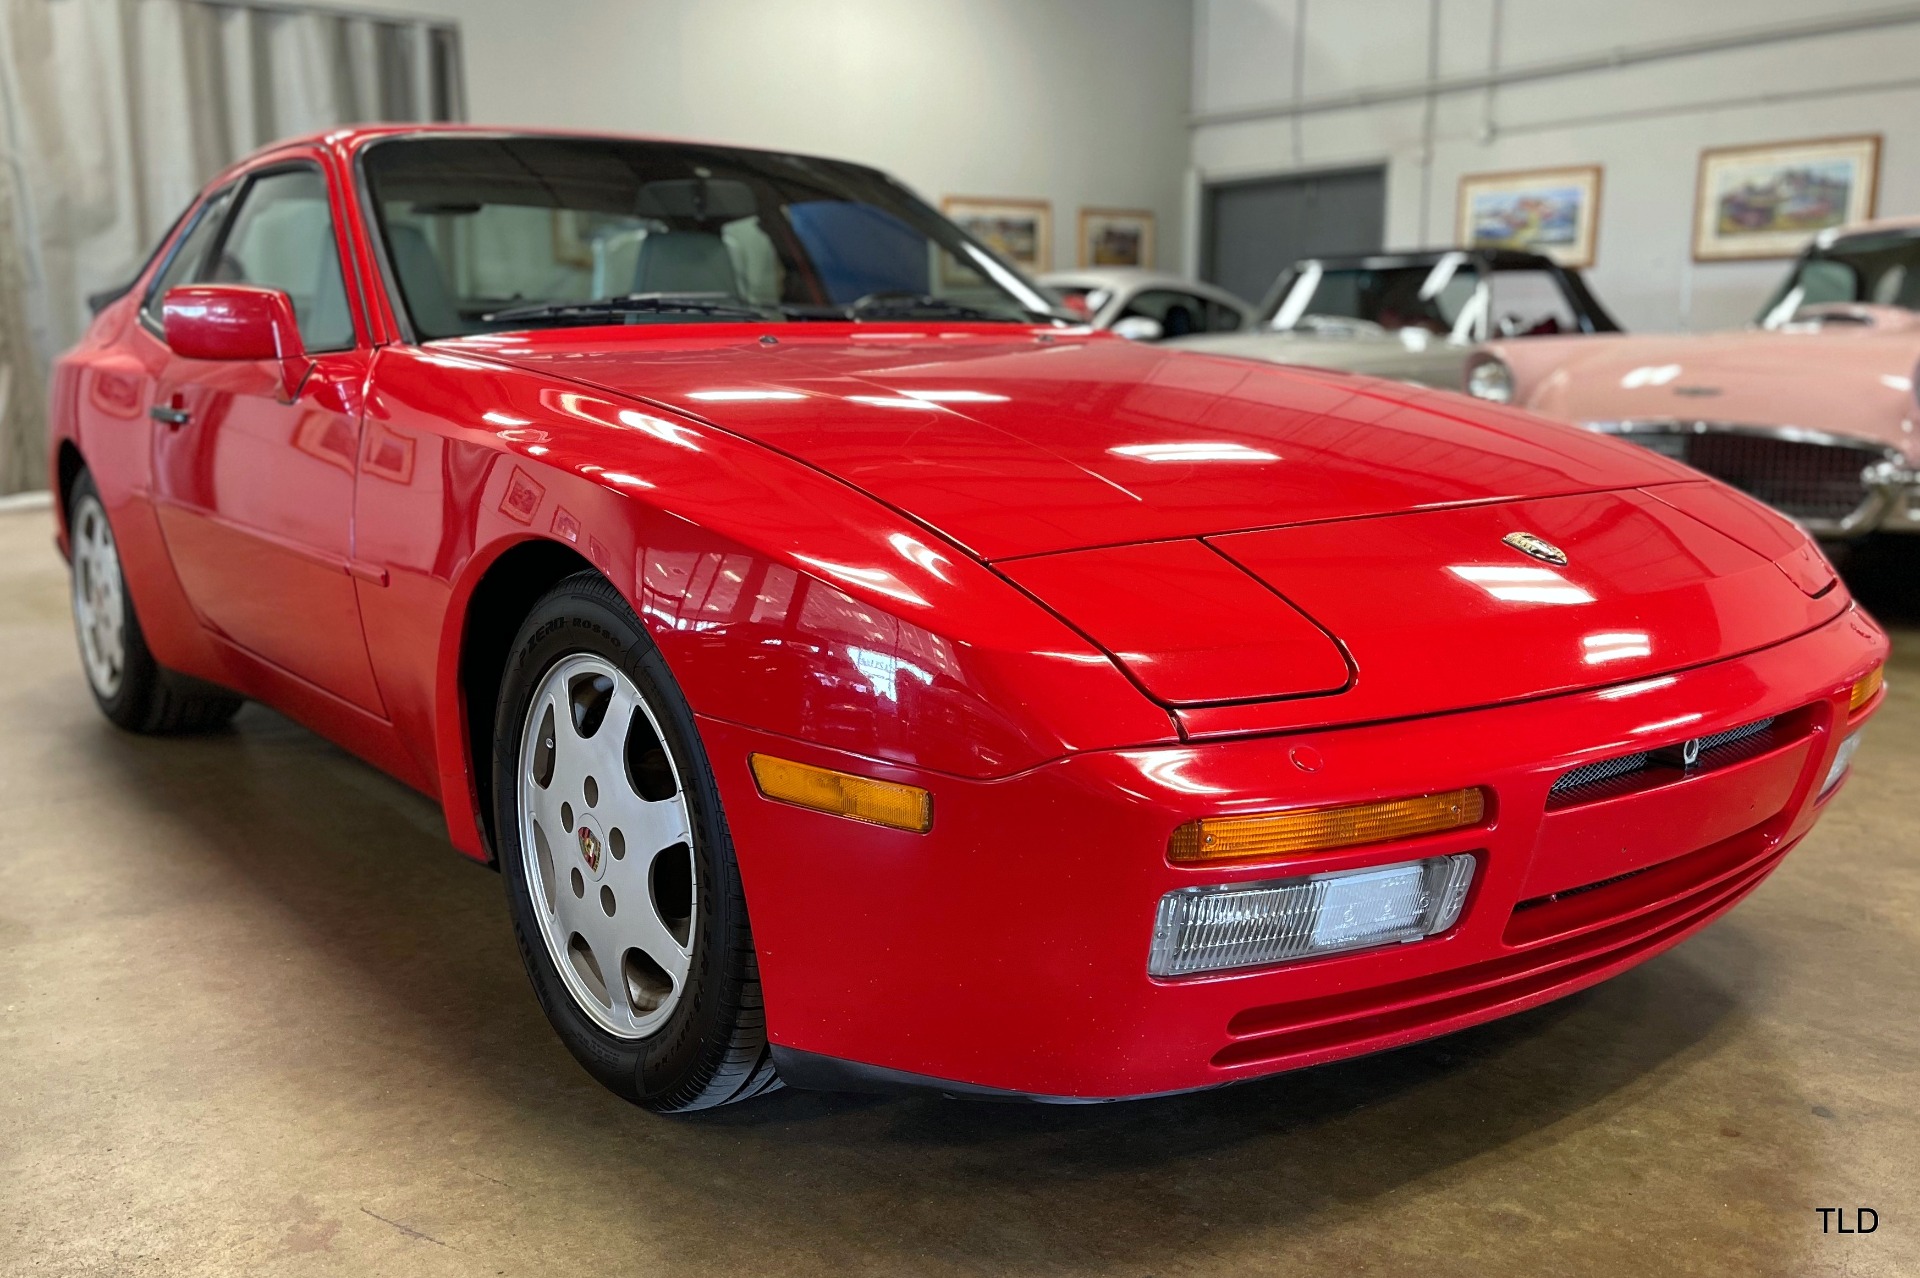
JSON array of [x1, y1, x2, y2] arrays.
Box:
[[1169, 788, 1487, 865], [1850, 665, 1884, 713], [748, 754, 932, 833]]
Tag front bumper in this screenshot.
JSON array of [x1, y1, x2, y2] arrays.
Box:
[[708, 606, 1886, 1101], [1581, 419, 1920, 539]]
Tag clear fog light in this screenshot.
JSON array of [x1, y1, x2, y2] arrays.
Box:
[[1821, 732, 1863, 797], [1148, 854, 1476, 978]]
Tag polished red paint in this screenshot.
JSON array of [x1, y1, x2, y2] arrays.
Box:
[[161, 284, 307, 399], [49, 126, 1888, 1100], [999, 540, 1351, 703], [473, 336, 1698, 560]]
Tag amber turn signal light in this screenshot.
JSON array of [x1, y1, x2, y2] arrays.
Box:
[[1849, 665, 1884, 713], [748, 754, 932, 833], [1168, 787, 1487, 865]]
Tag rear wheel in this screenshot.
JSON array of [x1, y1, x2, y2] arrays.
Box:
[[493, 572, 776, 1111], [67, 471, 242, 734]]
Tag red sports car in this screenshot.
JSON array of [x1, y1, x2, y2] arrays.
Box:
[[51, 126, 1886, 1110]]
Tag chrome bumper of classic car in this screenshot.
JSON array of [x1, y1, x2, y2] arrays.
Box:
[[1582, 420, 1920, 538]]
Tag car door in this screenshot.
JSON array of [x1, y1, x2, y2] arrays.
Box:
[[148, 159, 385, 714]]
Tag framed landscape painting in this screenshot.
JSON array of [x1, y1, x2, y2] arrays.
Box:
[[1693, 135, 1880, 261], [1078, 207, 1155, 268], [1457, 166, 1601, 268], [942, 196, 1052, 274]]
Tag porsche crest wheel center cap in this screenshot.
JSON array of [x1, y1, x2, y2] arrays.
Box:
[[576, 822, 605, 877], [1503, 531, 1568, 566]]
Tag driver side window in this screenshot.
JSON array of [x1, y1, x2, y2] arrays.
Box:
[[209, 167, 357, 352], [140, 187, 235, 330]]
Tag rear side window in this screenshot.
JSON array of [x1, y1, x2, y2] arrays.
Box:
[[211, 167, 357, 352], [141, 188, 235, 328]]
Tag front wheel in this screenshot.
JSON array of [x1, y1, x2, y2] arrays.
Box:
[[493, 572, 777, 1111]]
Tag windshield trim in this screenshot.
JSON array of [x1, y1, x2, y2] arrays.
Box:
[[352, 131, 1069, 343]]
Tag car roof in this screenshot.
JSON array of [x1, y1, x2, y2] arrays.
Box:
[[1042, 267, 1197, 289], [1297, 247, 1570, 272], [1039, 269, 1252, 306], [230, 123, 867, 177], [1823, 216, 1920, 241]]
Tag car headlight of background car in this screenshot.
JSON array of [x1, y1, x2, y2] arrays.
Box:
[[1465, 355, 1514, 403]]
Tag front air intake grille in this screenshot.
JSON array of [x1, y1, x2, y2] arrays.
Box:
[[1547, 715, 1778, 809], [1694, 716, 1778, 755], [1607, 426, 1886, 524], [1552, 750, 1652, 795]]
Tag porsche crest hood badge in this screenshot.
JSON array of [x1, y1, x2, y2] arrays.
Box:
[[1503, 531, 1569, 566]]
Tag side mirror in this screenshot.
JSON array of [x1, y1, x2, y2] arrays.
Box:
[[162, 285, 307, 399], [1111, 315, 1164, 342]]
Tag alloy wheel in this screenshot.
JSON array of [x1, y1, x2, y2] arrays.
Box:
[[70, 494, 126, 699], [517, 652, 698, 1038]]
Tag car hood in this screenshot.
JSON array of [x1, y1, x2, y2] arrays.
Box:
[[1001, 483, 1843, 714], [464, 327, 1686, 560], [1509, 328, 1920, 459]]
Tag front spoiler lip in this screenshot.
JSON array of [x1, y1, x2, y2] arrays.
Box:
[[1581, 418, 1918, 538], [769, 1045, 1224, 1104]]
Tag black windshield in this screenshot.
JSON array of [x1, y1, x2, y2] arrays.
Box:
[[361, 135, 1061, 339], [1261, 262, 1479, 336], [1260, 255, 1621, 338], [1759, 230, 1920, 325]]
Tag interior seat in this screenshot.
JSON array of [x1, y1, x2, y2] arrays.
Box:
[[632, 231, 739, 296]]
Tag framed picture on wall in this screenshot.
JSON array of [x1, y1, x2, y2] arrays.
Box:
[[1456, 166, 1602, 268], [942, 196, 1052, 274], [1077, 207, 1155, 268], [1692, 135, 1880, 261]]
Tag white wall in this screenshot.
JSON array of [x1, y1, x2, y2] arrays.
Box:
[[357, 0, 1193, 276], [1191, 0, 1920, 331]]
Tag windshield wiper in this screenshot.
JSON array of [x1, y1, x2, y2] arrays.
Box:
[[483, 292, 776, 324], [845, 291, 1011, 322]]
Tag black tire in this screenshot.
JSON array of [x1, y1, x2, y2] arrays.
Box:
[[492, 571, 776, 1112], [66, 471, 243, 735]]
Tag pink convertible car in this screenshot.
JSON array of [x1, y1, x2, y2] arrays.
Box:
[[1466, 219, 1920, 541]]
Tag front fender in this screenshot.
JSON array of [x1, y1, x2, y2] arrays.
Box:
[[357, 347, 1175, 859]]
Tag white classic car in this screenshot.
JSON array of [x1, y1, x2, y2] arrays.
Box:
[[1038, 267, 1255, 340]]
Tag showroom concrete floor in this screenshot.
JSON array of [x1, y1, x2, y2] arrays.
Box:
[[1, 507, 1916, 1278]]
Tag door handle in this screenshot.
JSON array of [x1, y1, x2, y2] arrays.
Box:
[[149, 404, 191, 427]]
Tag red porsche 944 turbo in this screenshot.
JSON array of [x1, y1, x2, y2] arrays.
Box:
[[50, 127, 1886, 1110]]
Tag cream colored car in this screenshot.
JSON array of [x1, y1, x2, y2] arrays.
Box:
[[1169, 248, 1621, 390]]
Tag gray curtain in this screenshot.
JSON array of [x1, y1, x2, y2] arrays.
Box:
[[0, 0, 463, 494]]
